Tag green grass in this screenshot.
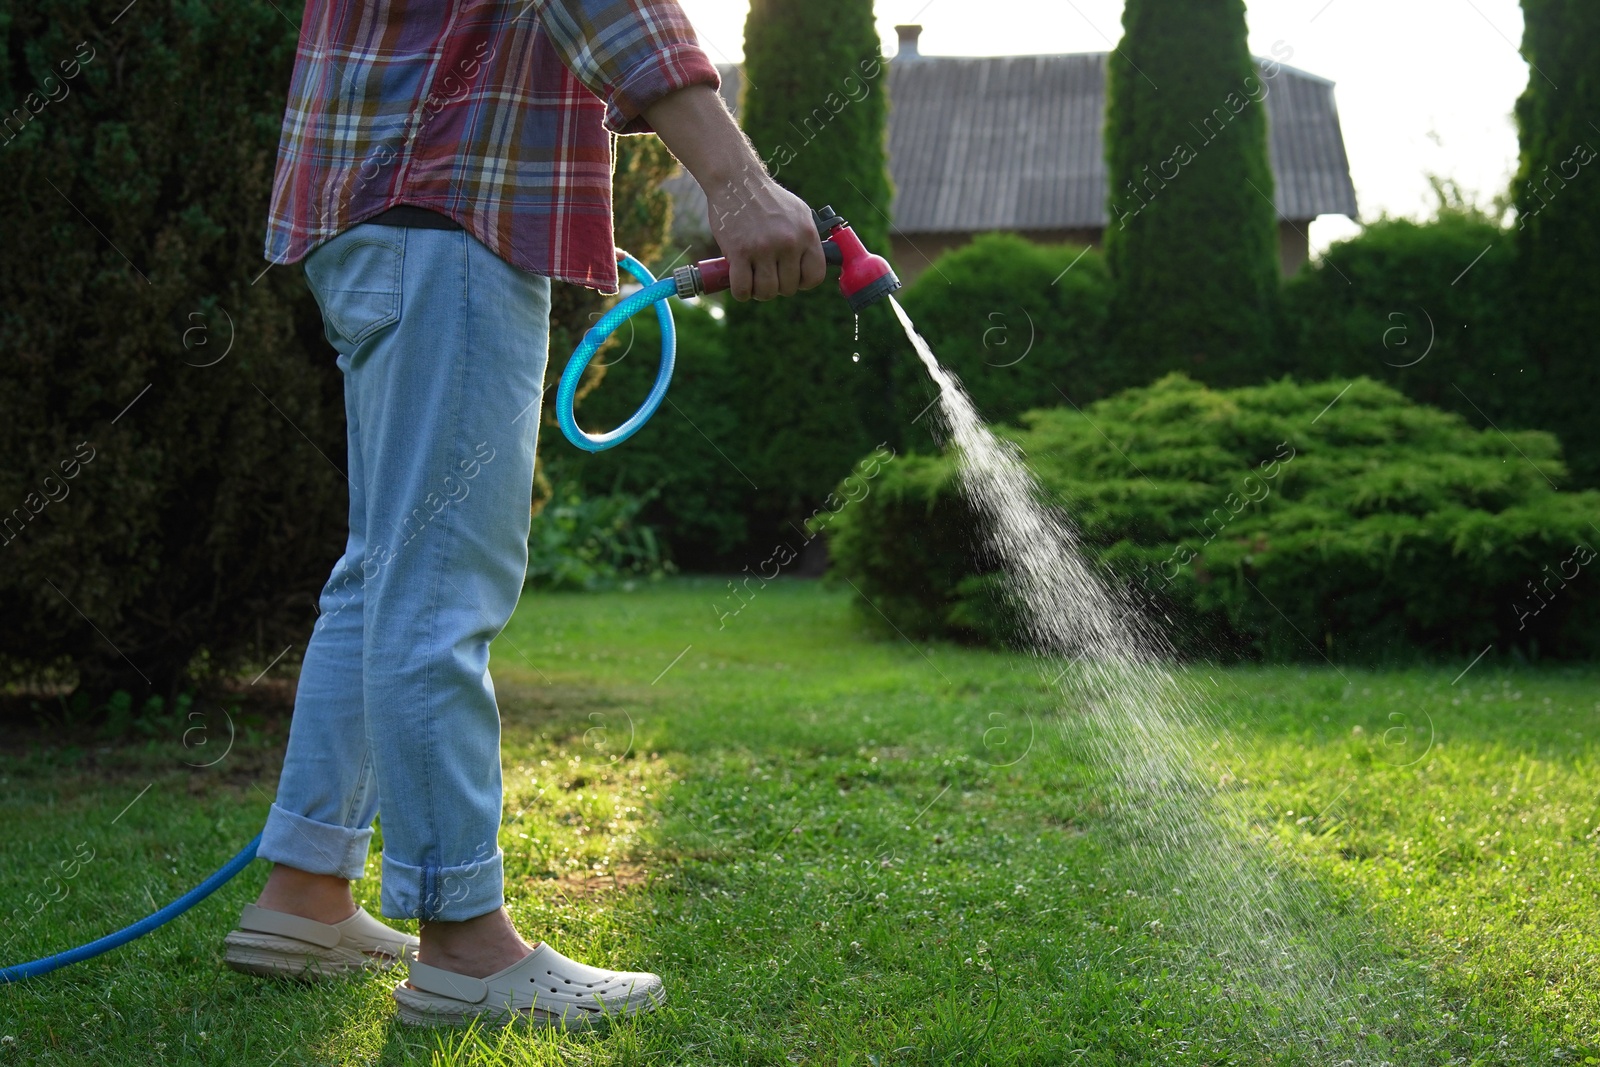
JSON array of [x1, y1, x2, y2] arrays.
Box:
[[1, 578, 1598, 1064]]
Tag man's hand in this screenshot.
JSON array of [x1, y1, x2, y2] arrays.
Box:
[[642, 85, 826, 302], [704, 172, 826, 302]]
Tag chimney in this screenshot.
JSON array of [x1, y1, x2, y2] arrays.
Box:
[[894, 24, 922, 61]]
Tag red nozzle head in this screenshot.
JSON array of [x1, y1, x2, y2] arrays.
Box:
[[816, 205, 902, 313]]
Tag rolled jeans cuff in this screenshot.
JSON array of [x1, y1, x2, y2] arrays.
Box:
[[257, 802, 373, 880], [381, 846, 505, 922]]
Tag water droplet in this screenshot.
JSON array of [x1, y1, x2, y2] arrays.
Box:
[[853, 314, 860, 342], [852, 352, 860, 362]]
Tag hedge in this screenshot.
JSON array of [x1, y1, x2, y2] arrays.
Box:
[[0, 0, 685, 702], [1281, 214, 1530, 426]]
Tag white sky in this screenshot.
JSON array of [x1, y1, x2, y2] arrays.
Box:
[[676, 0, 1532, 256]]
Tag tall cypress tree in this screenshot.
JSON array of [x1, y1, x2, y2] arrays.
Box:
[[1103, 0, 1279, 385], [726, 0, 892, 546], [0, 0, 349, 700], [1514, 0, 1600, 486]]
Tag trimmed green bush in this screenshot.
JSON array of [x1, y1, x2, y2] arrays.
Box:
[[1104, 0, 1281, 385], [1514, 0, 1600, 486], [725, 0, 894, 539], [1282, 214, 1532, 427], [887, 234, 1117, 452], [826, 375, 1600, 662]]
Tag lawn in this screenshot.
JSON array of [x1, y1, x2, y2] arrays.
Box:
[[1, 578, 1597, 1065]]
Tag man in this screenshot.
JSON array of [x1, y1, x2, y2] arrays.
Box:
[[222, 0, 824, 1028]]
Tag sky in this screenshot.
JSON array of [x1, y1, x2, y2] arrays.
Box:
[[675, 0, 1534, 255]]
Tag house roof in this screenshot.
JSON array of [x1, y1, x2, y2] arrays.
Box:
[[671, 53, 1357, 236]]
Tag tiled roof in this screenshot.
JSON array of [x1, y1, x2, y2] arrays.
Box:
[[669, 53, 1358, 235]]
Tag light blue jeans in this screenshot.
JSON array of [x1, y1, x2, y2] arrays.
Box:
[[258, 223, 551, 921]]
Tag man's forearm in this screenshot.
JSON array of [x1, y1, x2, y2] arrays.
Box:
[[641, 84, 762, 193], [641, 84, 824, 301]]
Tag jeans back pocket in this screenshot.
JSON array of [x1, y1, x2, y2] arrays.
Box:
[[304, 228, 405, 347]]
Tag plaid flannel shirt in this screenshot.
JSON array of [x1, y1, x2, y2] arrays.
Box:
[[263, 0, 718, 292]]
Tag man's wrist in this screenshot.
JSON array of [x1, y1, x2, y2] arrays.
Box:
[[701, 159, 773, 210]]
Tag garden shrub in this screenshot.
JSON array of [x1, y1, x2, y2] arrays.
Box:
[[0, 1, 687, 701], [1281, 214, 1532, 430], [826, 374, 1600, 662], [886, 234, 1117, 453], [525, 486, 674, 592]]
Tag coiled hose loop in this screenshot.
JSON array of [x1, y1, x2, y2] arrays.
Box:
[[555, 253, 677, 452]]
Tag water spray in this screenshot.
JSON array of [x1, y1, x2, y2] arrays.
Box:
[[554, 204, 902, 452]]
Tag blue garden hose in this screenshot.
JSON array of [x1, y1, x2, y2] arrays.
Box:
[[555, 252, 678, 452], [0, 833, 262, 983]]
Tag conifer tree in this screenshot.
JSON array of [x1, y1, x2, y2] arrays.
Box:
[[1514, 0, 1600, 485], [1104, 0, 1280, 385], [725, 0, 893, 544]]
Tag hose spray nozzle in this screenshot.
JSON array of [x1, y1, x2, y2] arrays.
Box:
[[672, 204, 902, 313]]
